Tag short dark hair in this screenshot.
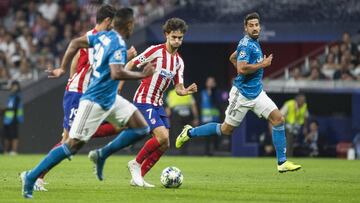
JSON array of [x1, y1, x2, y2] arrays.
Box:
[[113, 7, 134, 29], [96, 4, 116, 24], [162, 18, 188, 34], [244, 12, 260, 26]]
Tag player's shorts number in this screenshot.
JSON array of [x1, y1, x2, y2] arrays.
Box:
[[70, 107, 78, 119], [146, 108, 153, 119]]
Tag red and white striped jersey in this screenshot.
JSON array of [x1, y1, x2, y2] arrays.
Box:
[[133, 44, 184, 106], [66, 29, 97, 93]]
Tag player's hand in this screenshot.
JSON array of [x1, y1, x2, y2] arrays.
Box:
[[142, 63, 155, 77], [261, 54, 273, 68], [46, 64, 66, 78], [127, 46, 137, 61], [185, 83, 198, 94]]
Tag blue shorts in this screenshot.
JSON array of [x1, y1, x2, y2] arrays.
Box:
[[134, 103, 170, 131], [63, 91, 83, 131]]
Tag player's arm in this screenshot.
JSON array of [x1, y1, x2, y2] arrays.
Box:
[[69, 51, 80, 78], [229, 51, 237, 67], [173, 58, 197, 96], [118, 46, 155, 93], [117, 59, 138, 93], [47, 36, 89, 78], [110, 62, 154, 80], [237, 54, 273, 75], [175, 83, 198, 96], [127, 46, 137, 61]]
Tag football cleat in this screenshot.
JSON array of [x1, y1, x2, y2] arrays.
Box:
[[277, 161, 302, 173], [175, 125, 192, 148], [88, 150, 106, 181], [33, 178, 48, 191], [20, 171, 34, 199], [127, 159, 144, 187], [130, 179, 155, 188]]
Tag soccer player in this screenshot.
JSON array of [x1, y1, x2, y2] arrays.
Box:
[[33, 4, 122, 192], [89, 17, 197, 187], [21, 8, 154, 199], [176, 12, 301, 172]]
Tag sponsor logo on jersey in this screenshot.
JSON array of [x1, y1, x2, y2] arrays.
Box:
[[160, 70, 175, 79]]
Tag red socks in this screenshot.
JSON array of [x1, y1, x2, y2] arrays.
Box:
[[141, 149, 164, 177], [92, 123, 118, 138], [135, 136, 161, 164]]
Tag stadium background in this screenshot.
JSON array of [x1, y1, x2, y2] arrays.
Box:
[[0, 0, 360, 158]]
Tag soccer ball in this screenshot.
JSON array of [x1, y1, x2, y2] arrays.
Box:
[[160, 166, 183, 188]]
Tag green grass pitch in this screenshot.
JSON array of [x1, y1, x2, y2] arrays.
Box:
[[1, 155, 360, 202]]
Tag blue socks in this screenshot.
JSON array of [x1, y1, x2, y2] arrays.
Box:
[[99, 126, 150, 159], [272, 124, 287, 165], [27, 144, 72, 182], [188, 122, 222, 138]]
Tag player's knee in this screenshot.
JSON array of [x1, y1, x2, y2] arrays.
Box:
[[271, 115, 284, 126], [66, 139, 85, 155], [221, 124, 234, 136], [155, 132, 169, 145], [160, 138, 170, 150]]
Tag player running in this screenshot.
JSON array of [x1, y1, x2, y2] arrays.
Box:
[[176, 12, 301, 173], [89, 17, 197, 187], [21, 8, 154, 199], [33, 4, 136, 192]]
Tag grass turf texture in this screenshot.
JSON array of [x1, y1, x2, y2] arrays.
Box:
[[1, 155, 359, 203]]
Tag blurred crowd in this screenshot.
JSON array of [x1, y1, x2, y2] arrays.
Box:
[[289, 32, 360, 81], [0, 0, 177, 86]]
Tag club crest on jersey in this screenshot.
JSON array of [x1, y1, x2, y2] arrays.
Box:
[[151, 118, 156, 124], [114, 50, 122, 61], [239, 50, 246, 58], [138, 55, 146, 63], [160, 70, 175, 79]]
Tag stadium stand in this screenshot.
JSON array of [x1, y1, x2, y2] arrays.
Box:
[[0, 0, 179, 88]]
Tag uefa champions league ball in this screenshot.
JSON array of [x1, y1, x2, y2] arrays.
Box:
[[160, 166, 183, 188]]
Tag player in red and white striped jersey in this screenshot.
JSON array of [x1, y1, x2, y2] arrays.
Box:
[[118, 18, 197, 187]]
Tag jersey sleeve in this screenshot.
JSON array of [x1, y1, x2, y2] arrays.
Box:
[[87, 32, 100, 48], [174, 57, 184, 85], [109, 46, 127, 65], [132, 45, 159, 67], [236, 42, 251, 63]]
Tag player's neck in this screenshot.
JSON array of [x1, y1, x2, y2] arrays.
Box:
[[94, 24, 105, 32], [165, 43, 178, 55]]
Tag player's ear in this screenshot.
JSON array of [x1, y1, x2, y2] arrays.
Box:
[[164, 32, 169, 39]]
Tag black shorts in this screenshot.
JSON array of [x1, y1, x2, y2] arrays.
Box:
[[3, 124, 19, 139]]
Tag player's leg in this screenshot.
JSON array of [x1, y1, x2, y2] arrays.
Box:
[[129, 106, 170, 187], [35, 91, 81, 189], [9, 124, 18, 155], [21, 100, 105, 198], [133, 106, 168, 171], [3, 125, 12, 153], [253, 91, 301, 172], [91, 122, 121, 138], [139, 127, 168, 180], [35, 128, 67, 191], [176, 87, 246, 148], [88, 96, 150, 182]]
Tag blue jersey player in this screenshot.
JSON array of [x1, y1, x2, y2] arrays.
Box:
[[176, 12, 301, 173], [20, 8, 154, 199]]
